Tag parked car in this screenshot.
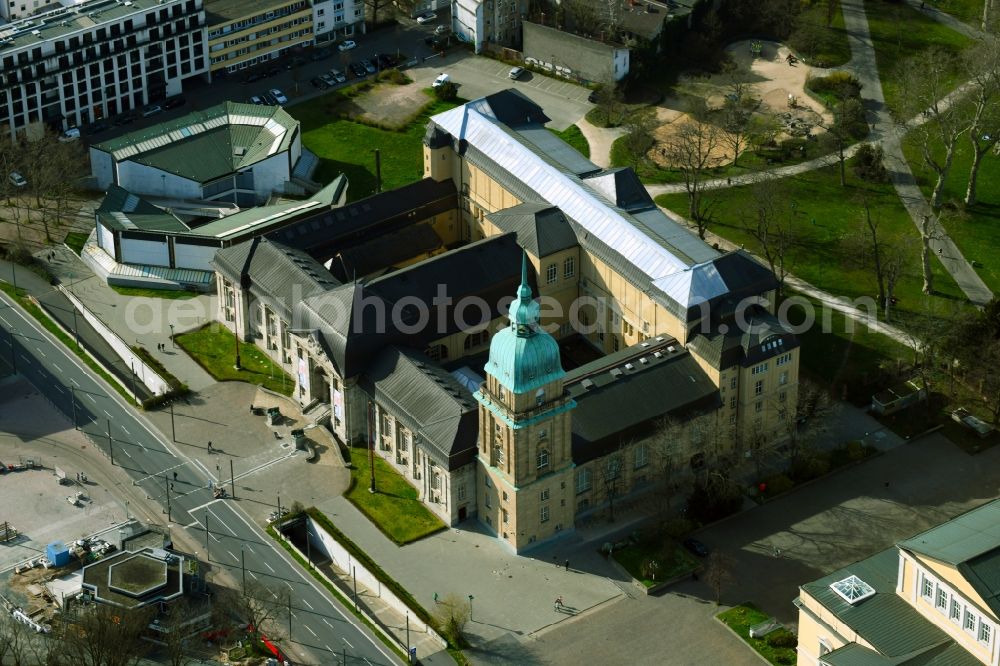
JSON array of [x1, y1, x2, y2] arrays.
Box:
[[264, 66, 281, 78], [416, 12, 437, 24], [58, 127, 81, 142], [164, 96, 187, 109], [349, 62, 367, 78], [113, 112, 138, 126], [434, 24, 449, 35], [588, 89, 599, 103], [8, 171, 27, 188], [248, 95, 264, 105], [261, 91, 277, 105], [361, 59, 376, 74], [319, 73, 336, 87], [338, 39, 357, 52], [142, 104, 163, 118], [269, 88, 288, 105], [311, 76, 328, 89], [508, 66, 525, 80], [683, 538, 710, 558], [432, 73, 450, 88], [310, 47, 332, 61], [329, 68, 347, 83]]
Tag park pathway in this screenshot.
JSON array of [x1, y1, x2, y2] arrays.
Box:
[[841, 0, 993, 306], [576, 116, 625, 168]]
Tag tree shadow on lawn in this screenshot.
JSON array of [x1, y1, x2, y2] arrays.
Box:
[[313, 157, 376, 200]]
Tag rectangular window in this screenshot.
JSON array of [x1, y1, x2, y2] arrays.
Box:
[[755, 401, 763, 413], [730, 377, 737, 390], [546, 263, 557, 284], [752, 363, 768, 375], [501, 508, 508, 524], [730, 396, 737, 409], [754, 380, 763, 395], [502, 491, 508, 502], [563, 257, 575, 278], [540, 505, 549, 523], [979, 621, 991, 644], [950, 598, 961, 622], [540, 488, 550, 501], [964, 609, 977, 633], [576, 467, 591, 494], [779, 391, 787, 403], [935, 587, 948, 611], [485, 493, 491, 508], [776, 353, 792, 366], [634, 442, 648, 469], [921, 576, 934, 599], [779, 371, 788, 386], [457, 485, 466, 501]]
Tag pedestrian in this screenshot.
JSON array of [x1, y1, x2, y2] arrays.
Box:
[[173, 471, 178, 481], [207, 441, 213, 453], [885, 481, 890, 488], [564, 559, 570, 571], [554, 596, 563, 609], [434, 592, 439, 604], [170, 483, 175, 491], [938, 247, 943, 255], [773, 546, 780, 558]]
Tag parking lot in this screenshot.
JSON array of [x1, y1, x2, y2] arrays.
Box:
[[0, 379, 132, 572]]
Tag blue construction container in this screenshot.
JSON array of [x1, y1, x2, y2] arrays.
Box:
[[46, 541, 70, 567]]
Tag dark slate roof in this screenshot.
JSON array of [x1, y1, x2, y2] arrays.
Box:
[[485, 204, 579, 258], [266, 178, 457, 262], [565, 338, 721, 464], [329, 224, 443, 282], [361, 346, 479, 470], [801, 548, 958, 659], [97, 185, 190, 233], [292, 234, 525, 378], [212, 237, 340, 322], [686, 306, 798, 371], [473, 89, 551, 128], [582, 168, 656, 212], [898, 499, 1000, 618]]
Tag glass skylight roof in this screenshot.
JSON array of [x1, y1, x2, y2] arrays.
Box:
[[830, 575, 876, 605]]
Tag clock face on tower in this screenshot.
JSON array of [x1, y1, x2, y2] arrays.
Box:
[[517, 324, 529, 335]]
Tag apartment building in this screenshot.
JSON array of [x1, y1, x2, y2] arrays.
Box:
[[1, 0, 58, 22], [452, 0, 526, 53], [205, 0, 363, 75], [0, 0, 208, 137]]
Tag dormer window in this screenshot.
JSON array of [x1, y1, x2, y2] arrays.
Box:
[[535, 388, 545, 405]]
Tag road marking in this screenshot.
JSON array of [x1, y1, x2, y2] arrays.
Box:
[[264, 561, 275, 573], [70, 377, 78, 386], [325, 644, 332, 653], [306, 625, 317, 637], [245, 543, 256, 554], [86, 394, 96, 404], [342, 638, 354, 650], [53, 385, 63, 394], [121, 449, 132, 459], [249, 571, 257, 579], [0, 315, 9, 326], [284, 581, 292, 589], [323, 618, 333, 628], [302, 598, 313, 610], [270, 591, 278, 599], [121, 426, 130, 435], [36, 348, 45, 357], [227, 550, 237, 561], [104, 410, 112, 419], [206, 506, 239, 536]]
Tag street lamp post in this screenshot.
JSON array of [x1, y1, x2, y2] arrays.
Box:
[[7, 327, 15, 373], [107, 419, 114, 465], [71, 308, 80, 351], [205, 509, 210, 560], [169, 400, 176, 441], [241, 546, 246, 593], [164, 474, 171, 522], [69, 386, 77, 430], [468, 594, 474, 622], [230, 458, 235, 498], [169, 323, 175, 348]]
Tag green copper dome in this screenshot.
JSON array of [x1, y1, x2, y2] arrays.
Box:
[[483, 254, 565, 394]]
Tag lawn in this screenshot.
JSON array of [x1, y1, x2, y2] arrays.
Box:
[[111, 285, 198, 300], [549, 125, 591, 159], [789, 0, 852, 68], [63, 231, 89, 255], [175, 323, 293, 395], [655, 160, 969, 328], [294, 93, 460, 202], [785, 294, 910, 396], [717, 604, 797, 666], [612, 540, 699, 587], [926, 0, 988, 24], [866, 0, 972, 118], [620, 145, 822, 185], [345, 445, 447, 545], [901, 125, 1000, 293]]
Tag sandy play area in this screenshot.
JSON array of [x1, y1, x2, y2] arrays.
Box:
[[652, 39, 835, 168]]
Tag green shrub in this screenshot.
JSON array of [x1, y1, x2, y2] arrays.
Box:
[[766, 628, 798, 649], [792, 453, 831, 481], [807, 71, 862, 98], [853, 144, 888, 183], [761, 474, 795, 497], [434, 81, 458, 101]]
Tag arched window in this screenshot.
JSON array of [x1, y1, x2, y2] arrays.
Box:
[[537, 448, 549, 470], [535, 388, 545, 405]]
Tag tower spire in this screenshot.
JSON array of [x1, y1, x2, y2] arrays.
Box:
[[509, 252, 540, 336]]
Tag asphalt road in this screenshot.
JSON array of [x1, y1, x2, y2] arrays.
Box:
[[0, 288, 397, 666]]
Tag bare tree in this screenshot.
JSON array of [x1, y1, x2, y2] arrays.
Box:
[[221, 579, 290, 647], [600, 451, 624, 522], [744, 174, 796, 296], [593, 78, 627, 127], [720, 77, 759, 167], [704, 550, 736, 604], [821, 94, 866, 187], [434, 593, 470, 647], [920, 214, 936, 294], [618, 109, 656, 172], [51, 602, 154, 666], [0, 612, 53, 665], [662, 103, 722, 237], [900, 48, 971, 208], [650, 418, 686, 518], [364, 0, 392, 28], [961, 35, 1000, 206], [858, 195, 887, 312]]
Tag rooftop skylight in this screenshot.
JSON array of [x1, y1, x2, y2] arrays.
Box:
[[830, 575, 876, 605]]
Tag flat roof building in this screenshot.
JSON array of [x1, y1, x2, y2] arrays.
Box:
[[0, 0, 208, 137]]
